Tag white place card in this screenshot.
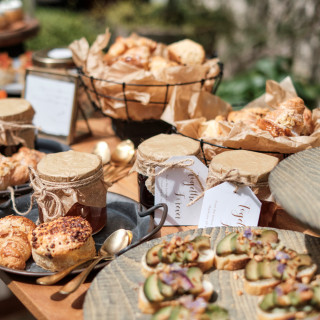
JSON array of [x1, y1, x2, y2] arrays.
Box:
[[25, 74, 76, 137], [154, 155, 208, 226], [198, 182, 261, 228]]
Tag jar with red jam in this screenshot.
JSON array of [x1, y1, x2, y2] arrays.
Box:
[[0, 98, 36, 156], [34, 150, 108, 234], [131, 134, 201, 209]]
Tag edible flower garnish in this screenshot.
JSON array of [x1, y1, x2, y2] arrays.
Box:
[[179, 296, 207, 313], [276, 251, 290, 261], [277, 263, 286, 274], [244, 228, 253, 240]]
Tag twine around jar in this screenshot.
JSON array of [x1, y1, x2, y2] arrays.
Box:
[[187, 169, 269, 206], [0, 120, 37, 146], [9, 166, 111, 222], [132, 153, 205, 196]]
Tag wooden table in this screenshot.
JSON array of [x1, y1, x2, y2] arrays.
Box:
[[0, 116, 318, 320]]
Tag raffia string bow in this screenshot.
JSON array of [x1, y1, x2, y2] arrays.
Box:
[[9, 166, 111, 222], [0, 120, 37, 146]]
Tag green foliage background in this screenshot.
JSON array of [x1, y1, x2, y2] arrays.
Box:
[[25, 2, 320, 109]]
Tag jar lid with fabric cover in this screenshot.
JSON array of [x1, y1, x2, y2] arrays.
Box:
[[207, 150, 279, 226], [33, 150, 109, 234], [131, 133, 201, 208], [0, 98, 36, 154]]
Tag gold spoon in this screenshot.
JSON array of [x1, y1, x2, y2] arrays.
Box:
[[59, 203, 168, 295], [36, 229, 132, 286]]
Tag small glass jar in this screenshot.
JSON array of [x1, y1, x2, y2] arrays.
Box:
[[35, 150, 108, 234], [207, 150, 279, 226], [0, 98, 35, 156], [132, 134, 201, 209]]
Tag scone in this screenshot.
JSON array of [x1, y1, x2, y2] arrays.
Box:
[[29, 216, 96, 271], [0, 215, 36, 269]]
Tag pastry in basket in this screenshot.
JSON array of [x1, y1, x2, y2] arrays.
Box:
[[103, 33, 157, 66], [244, 248, 317, 296], [167, 39, 206, 66], [257, 279, 320, 320], [149, 56, 178, 74], [0, 215, 36, 270], [29, 216, 96, 271], [0, 147, 45, 190], [214, 229, 280, 271], [227, 107, 270, 125], [257, 97, 308, 137], [151, 302, 229, 320], [141, 235, 215, 277], [198, 115, 228, 138], [138, 265, 214, 314]]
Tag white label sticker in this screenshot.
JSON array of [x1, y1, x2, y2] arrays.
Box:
[[154, 156, 208, 226], [198, 182, 261, 228]]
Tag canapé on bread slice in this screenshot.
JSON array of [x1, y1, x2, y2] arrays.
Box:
[[214, 229, 281, 271], [138, 266, 214, 314], [257, 280, 320, 320], [141, 235, 215, 277], [244, 250, 317, 296]]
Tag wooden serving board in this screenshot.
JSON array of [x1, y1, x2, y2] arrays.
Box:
[[269, 147, 320, 234], [83, 227, 320, 320]]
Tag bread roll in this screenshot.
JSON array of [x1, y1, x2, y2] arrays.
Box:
[[257, 97, 306, 137], [168, 39, 205, 65], [29, 216, 96, 271]]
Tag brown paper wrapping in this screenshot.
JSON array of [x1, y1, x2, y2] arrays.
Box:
[[207, 150, 279, 226], [131, 134, 200, 194], [176, 77, 320, 161], [69, 29, 221, 122], [36, 151, 108, 222], [0, 98, 35, 148]]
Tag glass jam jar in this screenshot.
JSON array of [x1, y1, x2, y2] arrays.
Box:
[[35, 150, 108, 234], [207, 150, 279, 227], [132, 134, 201, 209], [0, 98, 36, 156]]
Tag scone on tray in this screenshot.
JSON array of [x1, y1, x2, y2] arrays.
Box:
[[29, 216, 96, 272]]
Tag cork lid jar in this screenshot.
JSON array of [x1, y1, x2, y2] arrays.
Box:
[[0, 98, 36, 155], [33, 150, 109, 234], [131, 134, 200, 208]]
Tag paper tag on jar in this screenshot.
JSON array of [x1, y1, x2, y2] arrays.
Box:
[[154, 155, 208, 226], [198, 182, 261, 228]]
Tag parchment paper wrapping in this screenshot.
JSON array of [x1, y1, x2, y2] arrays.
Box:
[[36, 151, 109, 222], [207, 150, 280, 226], [131, 134, 200, 195], [176, 77, 320, 161], [0, 99, 35, 148], [69, 29, 221, 121]]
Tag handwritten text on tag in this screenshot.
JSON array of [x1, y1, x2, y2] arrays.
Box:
[[198, 182, 261, 228], [154, 156, 208, 226]]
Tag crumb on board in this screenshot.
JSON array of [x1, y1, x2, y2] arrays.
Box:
[[237, 290, 243, 296], [233, 272, 239, 280]]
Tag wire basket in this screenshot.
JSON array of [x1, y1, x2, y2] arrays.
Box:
[[78, 62, 223, 146]]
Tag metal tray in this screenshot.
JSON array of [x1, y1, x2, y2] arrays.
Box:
[[0, 192, 167, 277]]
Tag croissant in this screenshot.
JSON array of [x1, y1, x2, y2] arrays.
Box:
[[0, 216, 36, 269], [257, 97, 306, 137], [0, 147, 45, 190]]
